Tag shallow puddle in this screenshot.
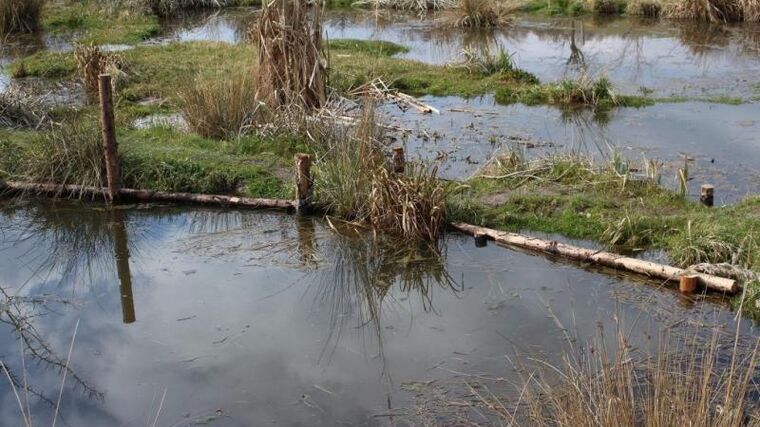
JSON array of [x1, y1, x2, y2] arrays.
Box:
[[386, 96, 760, 203], [0, 201, 755, 425]]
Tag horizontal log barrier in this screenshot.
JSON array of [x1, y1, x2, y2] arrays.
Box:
[[450, 222, 738, 294], [0, 181, 295, 211]]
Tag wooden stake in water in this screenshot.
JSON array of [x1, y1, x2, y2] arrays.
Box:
[[295, 153, 312, 214], [474, 232, 488, 248], [679, 274, 699, 294], [700, 184, 714, 207], [391, 146, 405, 174], [98, 74, 121, 200]]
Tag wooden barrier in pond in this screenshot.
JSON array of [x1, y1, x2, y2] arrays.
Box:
[[451, 222, 738, 294]]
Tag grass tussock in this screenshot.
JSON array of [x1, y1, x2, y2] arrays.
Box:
[[313, 103, 447, 243], [453, 47, 539, 83], [665, 0, 760, 22], [0, 0, 43, 35], [447, 0, 514, 27], [0, 86, 48, 129], [177, 71, 264, 140], [252, 0, 327, 111], [9, 121, 106, 190], [74, 44, 127, 102]]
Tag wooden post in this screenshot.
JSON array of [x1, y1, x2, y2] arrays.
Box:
[[391, 146, 405, 174], [474, 232, 488, 247], [700, 184, 714, 207], [679, 274, 699, 294], [98, 74, 121, 201], [295, 153, 312, 214]]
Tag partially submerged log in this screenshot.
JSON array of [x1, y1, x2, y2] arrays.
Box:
[[450, 222, 738, 294], [0, 181, 295, 211]]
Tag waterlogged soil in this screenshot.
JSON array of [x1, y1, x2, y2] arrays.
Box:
[[0, 201, 756, 425]]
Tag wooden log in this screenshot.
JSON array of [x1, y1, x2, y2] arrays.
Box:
[[0, 181, 295, 210], [679, 274, 699, 294], [295, 153, 313, 214], [450, 222, 738, 294], [700, 184, 714, 207], [98, 74, 121, 200], [391, 146, 405, 174]]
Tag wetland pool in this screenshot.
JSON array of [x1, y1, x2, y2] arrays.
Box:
[[0, 200, 755, 425]]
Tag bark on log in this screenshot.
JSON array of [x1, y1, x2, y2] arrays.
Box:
[[0, 181, 295, 211], [450, 222, 738, 294]]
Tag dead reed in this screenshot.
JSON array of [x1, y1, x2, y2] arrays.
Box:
[[252, 0, 327, 111], [0, 0, 43, 35], [74, 44, 127, 102], [446, 0, 514, 28], [177, 71, 264, 139], [627, 0, 663, 16], [665, 0, 760, 22]]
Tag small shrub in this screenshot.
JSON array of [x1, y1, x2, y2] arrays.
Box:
[[177, 71, 264, 140], [0, 0, 43, 35]]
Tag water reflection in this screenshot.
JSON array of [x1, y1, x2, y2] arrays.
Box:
[[0, 201, 756, 425]]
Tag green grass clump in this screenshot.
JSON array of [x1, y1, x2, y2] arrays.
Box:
[[496, 76, 653, 110], [0, 0, 43, 35]]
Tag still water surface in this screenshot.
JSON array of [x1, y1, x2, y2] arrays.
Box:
[[0, 201, 755, 425]]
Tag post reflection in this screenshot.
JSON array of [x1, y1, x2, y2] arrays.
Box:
[[111, 209, 136, 324]]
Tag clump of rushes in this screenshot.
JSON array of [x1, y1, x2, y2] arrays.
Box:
[[147, 0, 236, 17], [447, 0, 514, 27], [592, 0, 625, 14], [666, 0, 760, 22], [314, 103, 447, 243], [178, 71, 264, 140], [0, 0, 43, 35], [495, 75, 649, 110], [74, 44, 127, 102], [0, 86, 48, 129], [252, 0, 327, 111], [11, 120, 106, 190], [627, 0, 663, 17], [454, 47, 538, 83]]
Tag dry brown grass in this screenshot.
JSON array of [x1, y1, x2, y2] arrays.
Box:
[[0, 0, 43, 35], [511, 327, 760, 427], [0, 86, 48, 129], [352, 0, 457, 10], [251, 0, 327, 111], [74, 44, 127, 102], [447, 0, 514, 27], [177, 70, 264, 139], [627, 0, 663, 16], [665, 0, 760, 22]]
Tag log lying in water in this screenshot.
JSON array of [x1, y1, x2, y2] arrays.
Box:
[[450, 222, 738, 294], [0, 181, 295, 211]]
